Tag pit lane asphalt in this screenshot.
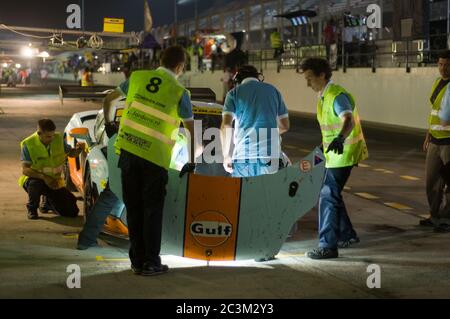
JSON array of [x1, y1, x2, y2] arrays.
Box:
[[1, 85, 449, 299]]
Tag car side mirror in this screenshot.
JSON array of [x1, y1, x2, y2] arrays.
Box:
[[69, 127, 93, 146]]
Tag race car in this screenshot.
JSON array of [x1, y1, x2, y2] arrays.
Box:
[[66, 88, 318, 262]]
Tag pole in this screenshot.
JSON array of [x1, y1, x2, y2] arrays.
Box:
[[174, 0, 178, 43], [195, 0, 198, 29], [82, 0, 85, 31]]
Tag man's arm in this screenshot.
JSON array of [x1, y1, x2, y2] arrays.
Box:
[[182, 119, 195, 164], [103, 89, 123, 123], [22, 163, 58, 189], [221, 114, 234, 173], [278, 116, 290, 135], [339, 113, 355, 139]]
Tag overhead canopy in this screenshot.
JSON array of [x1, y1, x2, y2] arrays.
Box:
[[274, 10, 317, 20]]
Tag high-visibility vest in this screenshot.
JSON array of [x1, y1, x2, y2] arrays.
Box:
[[318, 83, 369, 168], [81, 72, 93, 87], [270, 32, 282, 49], [18, 132, 66, 188], [429, 78, 450, 139], [114, 69, 186, 169]]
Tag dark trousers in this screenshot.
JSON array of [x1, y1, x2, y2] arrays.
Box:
[[119, 151, 168, 267], [23, 178, 79, 217], [318, 166, 357, 250]]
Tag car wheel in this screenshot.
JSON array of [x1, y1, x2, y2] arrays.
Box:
[[83, 166, 98, 221]]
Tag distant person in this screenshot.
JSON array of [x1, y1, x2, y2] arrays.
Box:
[[421, 50, 450, 232], [81, 67, 94, 87], [323, 19, 337, 63], [40, 68, 48, 86], [270, 30, 284, 59], [19, 119, 83, 219]]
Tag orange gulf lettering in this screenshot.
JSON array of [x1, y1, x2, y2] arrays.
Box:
[[183, 175, 241, 261]]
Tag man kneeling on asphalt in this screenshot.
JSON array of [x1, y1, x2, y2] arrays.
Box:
[[19, 119, 82, 219]]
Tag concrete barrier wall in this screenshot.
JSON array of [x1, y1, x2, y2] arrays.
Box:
[[181, 67, 438, 130], [62, 68, 437, 130]]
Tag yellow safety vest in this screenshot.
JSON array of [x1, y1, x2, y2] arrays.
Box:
[[318, 83, 369, 168], [18, 132, 66, 188], [429, 78, 450, 139], [81, 72, 93, 87], [114, 69, 186, 169], [270, 32, 282, 49]]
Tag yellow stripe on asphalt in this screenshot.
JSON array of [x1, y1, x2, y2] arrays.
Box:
[[284, 145, 298, 150], [400, 175, 420, 181], [419, 214, 430, 219], [384, 202, 413, 211], [358, 163, 371, 168], [299, 149, 311, 153], [344, 186, 352, 191], [96, 256, 129, 262], [373, 168, 394, 174], [62, 233, 78, 239], [355, 193, 380, 200]]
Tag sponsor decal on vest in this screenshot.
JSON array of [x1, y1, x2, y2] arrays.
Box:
[[190, 211, 233, 248], [122, 132, 151, 151], [134, 93, 167, 109]]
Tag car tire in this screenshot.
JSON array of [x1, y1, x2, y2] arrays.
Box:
[[83, 166, 98, 221]]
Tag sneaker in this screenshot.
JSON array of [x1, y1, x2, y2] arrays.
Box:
[[337, 237, 360, 249], [434, 224, 450, 233], [141, 263, 169, 276], [27, 211, 39, 220], [306, 248, 339, 260], [419, 218, 435, 227], [76, 242, 98, 250], [131, 264, 143, 275]]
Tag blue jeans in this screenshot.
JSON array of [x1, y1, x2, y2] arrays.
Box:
[[78, 188, 121, 246], [232, 159, 279, 178], [318, 166, 357, 250]]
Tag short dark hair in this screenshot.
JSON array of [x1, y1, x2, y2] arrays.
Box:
[[438, 50, 450, 60], [161, 46, 186, 70], [300, 58, 333, 81], [38, 119, 56, 132], [234, 65, 260, 84]]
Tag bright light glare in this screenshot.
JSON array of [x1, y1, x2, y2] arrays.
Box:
[[15, 63, 21, 68], [21, 47, 33, 58], [38, 51, 50, 58]]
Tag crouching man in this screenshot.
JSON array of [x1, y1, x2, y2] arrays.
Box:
[[19, 119, 82, 219]]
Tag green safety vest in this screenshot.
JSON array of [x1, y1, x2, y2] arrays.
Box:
[[429, 78, 450, 139], [318, 83, 369, 168], [270, 32, 282, 49], [18, 132, 66, 188], [114, 69, 186, 169]]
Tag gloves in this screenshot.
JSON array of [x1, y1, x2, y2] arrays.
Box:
[[179, 163, 196, 178], [326, 134, 345, 155]]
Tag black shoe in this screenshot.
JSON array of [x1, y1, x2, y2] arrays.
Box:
[[76, 241, 98, 250], [419, 218, 435, 227], [337, 237, 360, 249], [434, 224, 450, 233], [27, 211, 38, 220], [306, 248, 338, 260], [141, 263, 169, 276], [131, 264, 143, 275]]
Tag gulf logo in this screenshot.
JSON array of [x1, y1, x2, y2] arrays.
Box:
[[190, 211, 233, 248]]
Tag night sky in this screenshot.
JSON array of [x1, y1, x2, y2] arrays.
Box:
[[0, 0, 229, 32]]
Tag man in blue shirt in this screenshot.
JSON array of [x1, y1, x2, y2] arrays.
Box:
[[221, 65, 290, 177]]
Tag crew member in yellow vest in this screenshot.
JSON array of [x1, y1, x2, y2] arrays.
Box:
[[300, 58, 369, 259], [422, 50, 450, 232], [270, 31, 284, 59], [19, 119, 83, 220], [81, 67, 94, 87], [114, 46, 195, 276]]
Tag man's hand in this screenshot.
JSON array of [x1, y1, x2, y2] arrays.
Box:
[[223, 157, 233, 174], [179, 163, 196, 178], [326, 135, 345, 155]]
